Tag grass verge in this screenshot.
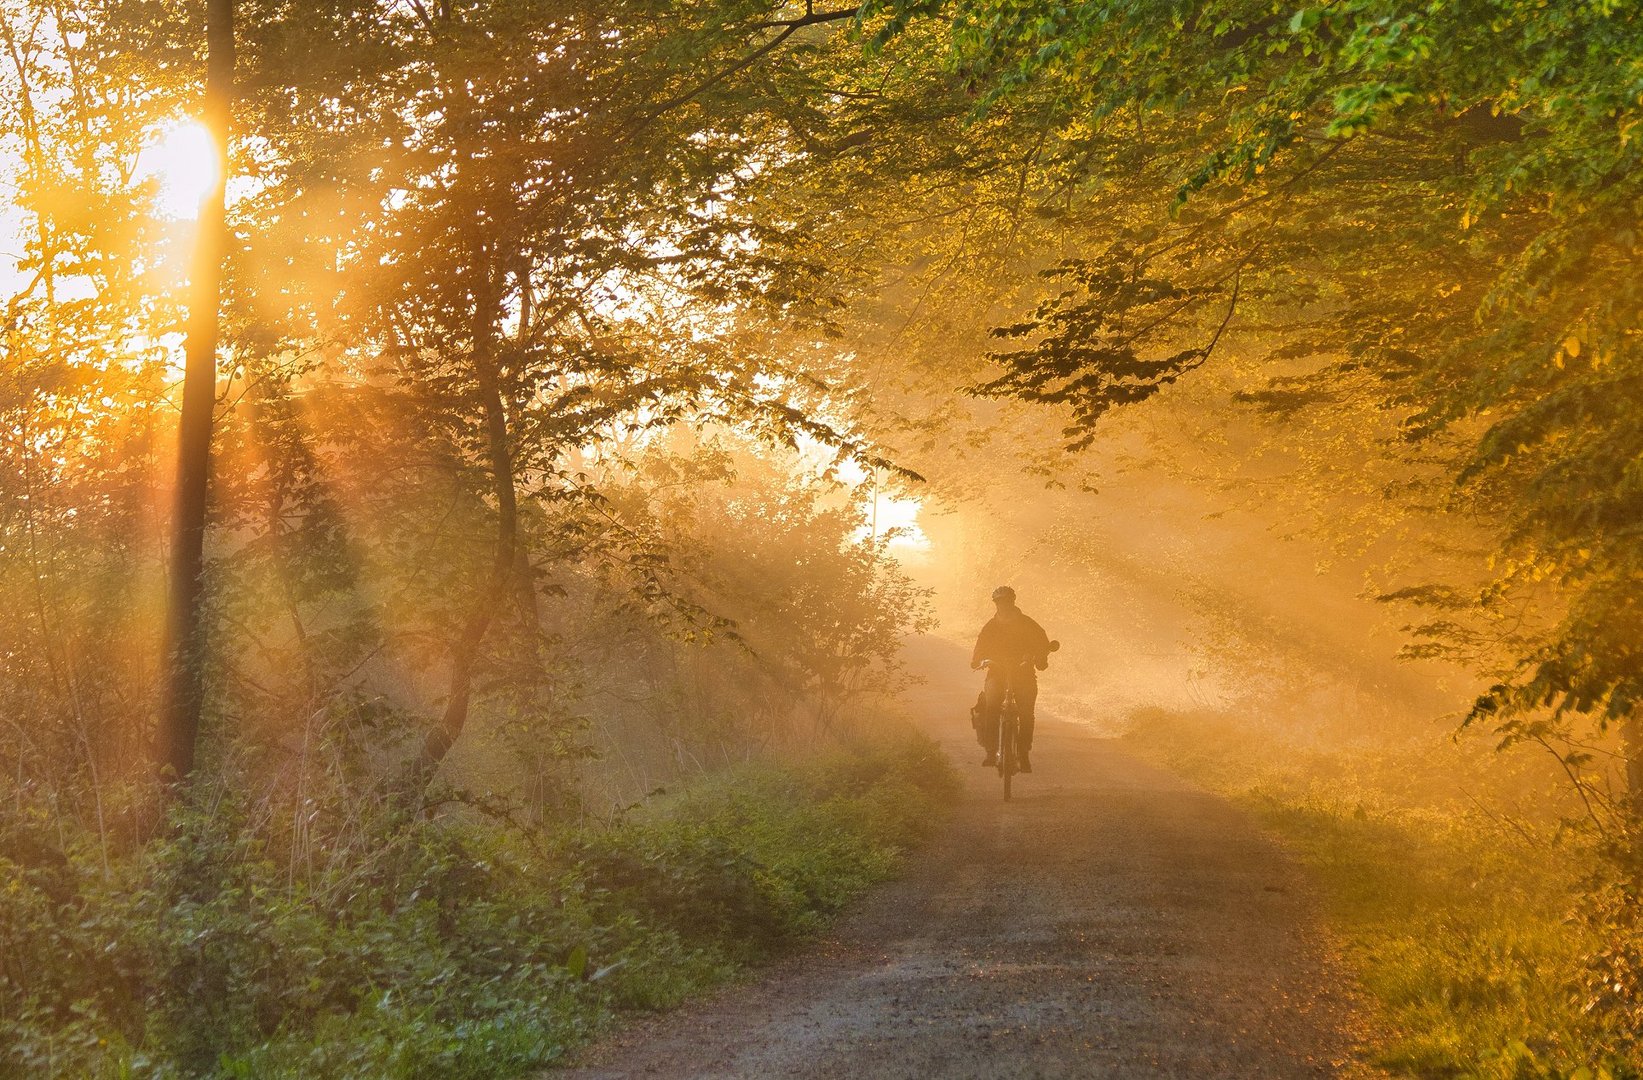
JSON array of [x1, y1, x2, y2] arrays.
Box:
[[1123, 711, 1637, 1080]]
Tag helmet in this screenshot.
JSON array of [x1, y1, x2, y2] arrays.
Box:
[[990, 585, 1016, 603]]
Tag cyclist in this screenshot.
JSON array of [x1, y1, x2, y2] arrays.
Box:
[[970, 585, 1054, 771]]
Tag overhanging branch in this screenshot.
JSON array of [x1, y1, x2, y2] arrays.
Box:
[[634, 5, 862, 131]]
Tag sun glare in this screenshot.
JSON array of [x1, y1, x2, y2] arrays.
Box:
[[867, 491, 931, 551], [140, 120, 218, 220]]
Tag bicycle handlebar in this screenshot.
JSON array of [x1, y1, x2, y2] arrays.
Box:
[[976, 640, 1060, 671]]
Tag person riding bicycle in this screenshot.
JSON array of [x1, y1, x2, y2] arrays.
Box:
[[971, 585, 1053, 772]]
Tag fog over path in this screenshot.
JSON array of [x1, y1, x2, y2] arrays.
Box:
[[559, 636, 1369, 1079]]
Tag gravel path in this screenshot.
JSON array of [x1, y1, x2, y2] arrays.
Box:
[[559, 667, 1369, 1078]]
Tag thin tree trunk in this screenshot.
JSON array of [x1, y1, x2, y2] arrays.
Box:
[[157, 0, 233, 785], [511, 260, 542, 635], [417, 342, 519, 777], [1624, 712, 1643, 827]]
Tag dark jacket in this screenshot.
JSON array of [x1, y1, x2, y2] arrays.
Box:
[[971, 608, 1052, 671]]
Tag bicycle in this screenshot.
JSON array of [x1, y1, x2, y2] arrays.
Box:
[[979, 641, 1058, 802]]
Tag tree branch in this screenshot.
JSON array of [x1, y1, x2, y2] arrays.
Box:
[[754, 5, 861, 30], [633, 6, 861, 130]]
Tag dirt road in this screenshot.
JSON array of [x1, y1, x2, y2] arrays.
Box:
[[562, 650, 1366, 1078]]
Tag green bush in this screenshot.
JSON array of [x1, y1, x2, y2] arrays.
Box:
[[0, 725, 955, 1079], [577, 727, 955, 957]]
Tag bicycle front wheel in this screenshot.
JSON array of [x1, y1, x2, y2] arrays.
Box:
[[1000, 711, 1016, 801]]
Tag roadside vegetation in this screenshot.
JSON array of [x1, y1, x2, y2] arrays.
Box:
[[1126, 710, 1637, 1079], [2, 725, 955, 1078]]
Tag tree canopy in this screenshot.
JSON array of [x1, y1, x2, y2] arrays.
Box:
[[763, 0, 1643, 816]]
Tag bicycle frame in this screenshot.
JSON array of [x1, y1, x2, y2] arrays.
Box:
[[977, 640, 1056, 802], [981, 659, 1031, 802]]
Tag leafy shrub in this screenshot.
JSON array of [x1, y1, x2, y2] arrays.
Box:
[[576, 726, 953, 958], [0, 725, 955, 1078], [1578, 866, 1643, 1071]]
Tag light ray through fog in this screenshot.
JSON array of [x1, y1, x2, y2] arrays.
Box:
[[139, 120, 217, 220], [865, 489, 930, 551], [831, 456, 929, 551]]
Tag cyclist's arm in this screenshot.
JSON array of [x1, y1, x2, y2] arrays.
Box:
[[971, 620, 994, 670], [1029, 617, 1053, 669]]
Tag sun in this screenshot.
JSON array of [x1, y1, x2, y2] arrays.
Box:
[[140, 120, 218, 220]]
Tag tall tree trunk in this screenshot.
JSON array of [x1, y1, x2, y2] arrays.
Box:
[[157, 0, 234, 785]]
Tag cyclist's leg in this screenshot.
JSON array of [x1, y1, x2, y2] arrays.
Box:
[[1015, 671, 1039, 767], [979, 671, 1006, 761]]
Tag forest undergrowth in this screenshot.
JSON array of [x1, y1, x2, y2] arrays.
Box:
[[0, 724, 957, 1079], [1125, 711, 1639, 1080]]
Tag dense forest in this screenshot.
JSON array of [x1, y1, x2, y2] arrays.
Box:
[[3, 0, 1642, 1075]]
